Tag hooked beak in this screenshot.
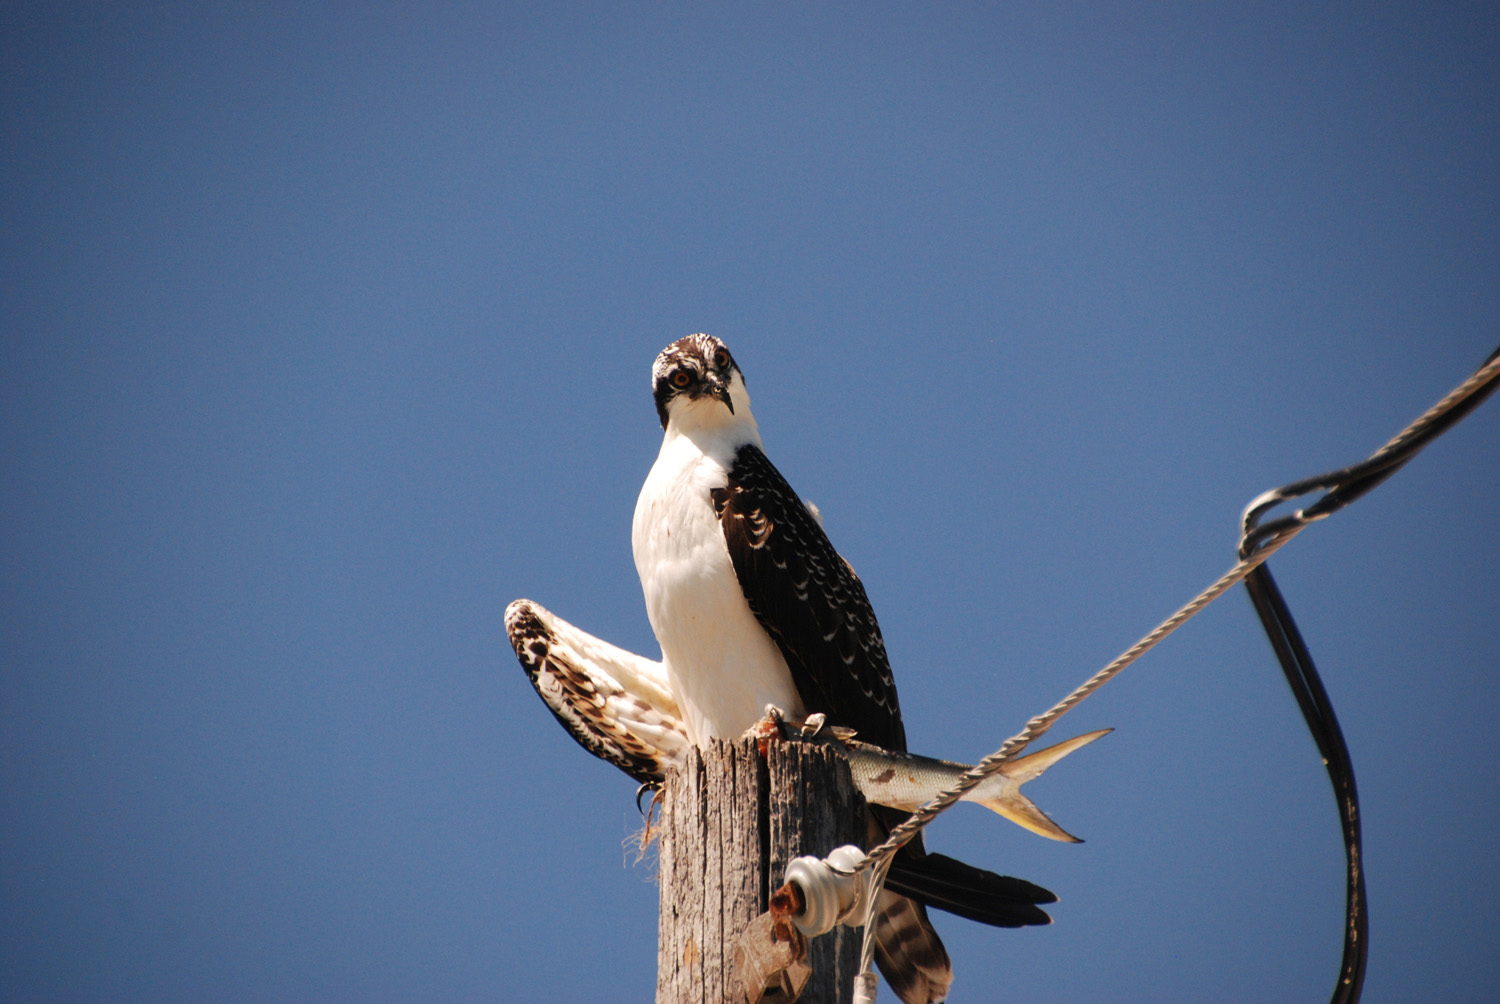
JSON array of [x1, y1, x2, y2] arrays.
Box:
[[708, 376, 734, 413]]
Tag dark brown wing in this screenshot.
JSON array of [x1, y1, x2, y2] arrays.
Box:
[[711, 443, 907, 752], [711, 446, 1058, 934]]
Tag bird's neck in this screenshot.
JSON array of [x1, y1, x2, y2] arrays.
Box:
[[661, 379, 762, 459]]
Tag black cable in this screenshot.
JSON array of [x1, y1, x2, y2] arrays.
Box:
[[1237, 345, 1499, 1004], [1242, 345, 1500, 558], [1243, 566, 1366, 1004]]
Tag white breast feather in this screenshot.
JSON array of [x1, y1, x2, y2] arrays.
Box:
[[632, 423, 805, 744]]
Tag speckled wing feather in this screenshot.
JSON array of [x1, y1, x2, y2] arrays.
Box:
[[711, 443, 905, 751], [505, 599, 688, 785], [711, 445, 950, 1004]]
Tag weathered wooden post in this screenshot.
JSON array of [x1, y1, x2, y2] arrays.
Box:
[[656, 736, 865, 1004]]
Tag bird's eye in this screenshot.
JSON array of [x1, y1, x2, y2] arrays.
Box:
[[713, 349, 729, 369], [671, 370, 692, 389]]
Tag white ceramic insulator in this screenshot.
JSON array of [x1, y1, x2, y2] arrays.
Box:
[[784, 844, 869, 937]]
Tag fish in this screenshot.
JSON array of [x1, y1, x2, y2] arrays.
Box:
[[506, 597, 1106, 842], [781, 719, 1111, 843]]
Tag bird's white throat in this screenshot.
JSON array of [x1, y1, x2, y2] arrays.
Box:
[[631, 377, 804, 744]]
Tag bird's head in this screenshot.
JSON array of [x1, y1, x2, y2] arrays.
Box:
[[651, 334, 753, 432]]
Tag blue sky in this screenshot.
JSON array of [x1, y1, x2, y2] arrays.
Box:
[[3, 4, 1497, 1002]]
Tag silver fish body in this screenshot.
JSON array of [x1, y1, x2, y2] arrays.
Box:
[[785, 722, 1111, 843]]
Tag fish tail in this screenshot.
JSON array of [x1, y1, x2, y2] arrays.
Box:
[[975, 729, 1112, 843], [976, 790, 1083, 842]]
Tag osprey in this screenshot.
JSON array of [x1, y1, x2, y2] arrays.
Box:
[[626, 334, 1050, 1004]]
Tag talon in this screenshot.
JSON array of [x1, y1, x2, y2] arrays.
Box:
[[800, 713, 828, 738], [750, 705, 787, 757], [635, 782, 661, 815]]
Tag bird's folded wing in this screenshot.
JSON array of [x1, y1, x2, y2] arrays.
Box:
[[712, 442, 906, 752]]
